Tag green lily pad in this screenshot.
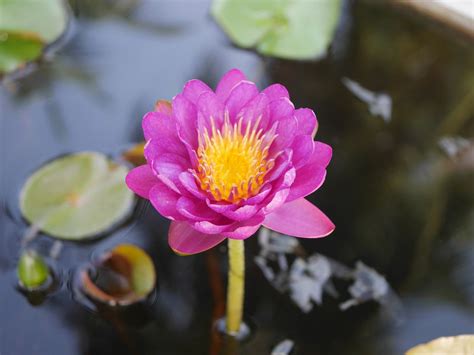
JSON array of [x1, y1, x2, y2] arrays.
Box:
[[211, 0, 342, 60], [20, 152, 136, 240], [0, 0, 68, 75], [17, 250, 49, 289]]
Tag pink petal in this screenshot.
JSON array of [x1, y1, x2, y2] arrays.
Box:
[[176, 196, 220, 221], [152, 153, 189, 189], [142, 111, 171, 141], [179, 171, 208, 200], [222, 214, 265, 239], [149, 181, 185, 221], [237, 93, 270, 131], [222, 203, 259, 221], [286, 141, 332, 201], [269, 97, 295, 122], [183, 79, 212, 104], [262, 84, 289, 102], [168, 221, 226, 255], [245, 184, 272, 205], [197, 91, 225, 130], [291, 134, 314, 169], [262, 168, 295, 214], [192, 218, 234, 234], [270, 116, 298, 156], [125, 165, 159, 199], [225, 80, 259, 121], [295, 108, 318, 137], [172, 94, 198, 148], [216, 69, 247, 101], [263, 198, 335, 238]]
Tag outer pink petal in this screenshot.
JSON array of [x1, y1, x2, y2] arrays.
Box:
[[149, 181, 185, 221], [168, 221, 226, 255], [262, 83, 289, 102], [216, 69, 247, 101], [125, 165, 159, 199], [263, 198, 335, 238], [225, 81, 259, 121], [183, 79, 212, 104], [286, 142, 332, 202], [295, 108, 318, 137]]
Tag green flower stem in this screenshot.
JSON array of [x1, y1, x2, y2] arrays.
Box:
[[226, 238, 245, 334]]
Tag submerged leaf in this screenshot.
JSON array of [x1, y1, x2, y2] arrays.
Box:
[[17, 250, 49, 289], [211, 0, 342, 60], [81, 244, 156, 306], [20, 152, 135, 240], [406, 335, 474, 355]]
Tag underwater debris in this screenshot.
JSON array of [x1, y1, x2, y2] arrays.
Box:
[[271, 339, 295, 355], [342, 77, 392, 123], [255, 228, 401, 315], [438, 136, 472, 158]]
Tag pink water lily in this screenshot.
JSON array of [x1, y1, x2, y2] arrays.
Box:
[[126, 69, 334, 255]]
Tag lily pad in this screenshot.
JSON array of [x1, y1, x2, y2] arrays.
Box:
[[406, 335, 474, 355], [81, 244, 156, 306], [0, 0, 68, 75], [19, 152, 136, 240], [211, 0, 342, 60]]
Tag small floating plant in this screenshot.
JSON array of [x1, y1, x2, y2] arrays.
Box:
[[126, 69, 335, 335]]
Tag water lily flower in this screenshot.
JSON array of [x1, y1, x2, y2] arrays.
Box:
[[126, 69, 334, 255]]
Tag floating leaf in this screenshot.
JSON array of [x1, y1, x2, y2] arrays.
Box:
[[0, 0, 68, 75], [81, 244, 156, 306], [17, 250, 49, 289], [0, 0, 68, 42], [211, 0, 342, 60], [20, 152, 135, 240], [406, 335, 474, 355]]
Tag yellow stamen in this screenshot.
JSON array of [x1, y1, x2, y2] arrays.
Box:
[[196, 113, 275, 202]]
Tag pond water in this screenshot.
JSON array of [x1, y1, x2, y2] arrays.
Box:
[[1, 1, 473, 354]]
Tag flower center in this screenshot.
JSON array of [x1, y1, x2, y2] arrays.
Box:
[[196, 116, 276, 203]]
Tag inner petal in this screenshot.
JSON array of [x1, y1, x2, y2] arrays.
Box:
[[196, 114, 276, 203]]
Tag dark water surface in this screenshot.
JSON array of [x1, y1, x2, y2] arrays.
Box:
[[1, 1, 473, 354]]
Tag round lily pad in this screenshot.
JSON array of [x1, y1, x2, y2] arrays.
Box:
[[211, 0, 342, 60], [19, 152, 136, 240]]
